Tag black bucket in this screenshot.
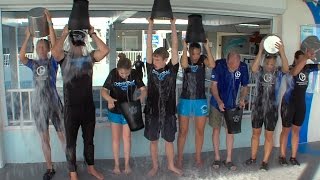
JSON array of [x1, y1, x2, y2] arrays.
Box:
[[119, 100, 144, 132], [224, 107, 243, 134]]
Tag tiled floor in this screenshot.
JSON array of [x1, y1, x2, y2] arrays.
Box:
[[1, 142, 320, 180]]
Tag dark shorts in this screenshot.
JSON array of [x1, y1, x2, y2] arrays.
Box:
[[33, 100, 64, 132], [281, 100, 306, 127], [251, 103, 278, 131], [144, 114, 177, 142]]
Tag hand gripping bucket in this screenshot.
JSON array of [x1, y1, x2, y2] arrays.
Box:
[[119, 100, 144, 132], [224, 107, 243, 134]]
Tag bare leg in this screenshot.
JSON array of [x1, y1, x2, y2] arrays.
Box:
[[165, 141, 182, 176], [212, 128, 221, 161], [251, 128, 262, 159], [147, 141, 159, 177], [39, 131, 53, 169], [225, 130, 234, 163], [280, 127, 291, 157], [122, 124, 132, 174], [111, 123, 121, 174], [262, 130, 274, 163], [291, 125, 301, 158], [177, 116, 189, 169], [57, 131, 66, 153], [195, 116, 206, 166]]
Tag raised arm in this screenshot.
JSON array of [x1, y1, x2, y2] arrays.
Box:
[[203, 38, 215, 68], [170, 18, 178, 65], [251, 40, 264, 73], [146, 18, 154, 64], [19, 28, 31, 65], [180, 40, 189, 69], [51, 25, 69, 61], [276, 42, 289, 73], [89, 26, 109, 62], [44, 9, 56, 47]]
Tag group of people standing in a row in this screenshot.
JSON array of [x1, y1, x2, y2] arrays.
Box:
[[19, 10, 318, 180]]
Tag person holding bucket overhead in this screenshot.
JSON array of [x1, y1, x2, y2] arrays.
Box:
[[143, 16, 182, 176], [246, 36, 289, 171], [101, 58, 146, 175], [209, 51, 249, 171], [51, 0, 109, 179], [20, 9, 65, 180], [176, 14, 215, 169]]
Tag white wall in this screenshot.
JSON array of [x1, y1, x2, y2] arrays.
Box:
[[282, 0, 314, 64]]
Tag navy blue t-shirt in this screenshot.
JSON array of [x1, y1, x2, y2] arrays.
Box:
[[180, 55, 207, 99], [210, 59, 249, 110], [144, 61, 179, 117], [283, 64, 318, 103], [103, 68, 145, 114], [25, 56, 61, 105]]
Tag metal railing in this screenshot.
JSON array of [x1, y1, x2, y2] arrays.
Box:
[[4, 83, 256, 127]]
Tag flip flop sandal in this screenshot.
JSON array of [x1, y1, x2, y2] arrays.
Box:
[[211, 160, 222, 169], [223, 160, 237, 171]]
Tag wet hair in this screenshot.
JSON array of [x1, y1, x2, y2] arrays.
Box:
[[153, 47, 169, 60], [118, 53, 126, 61], [117, 58, 132, 70], [69, 30, 86, 46], [227, 51, 240, 60], [36, 39, 50, 49], [265, 53, 277, 60], [189, 43, 201, 52], [294, 50, 304, 59]]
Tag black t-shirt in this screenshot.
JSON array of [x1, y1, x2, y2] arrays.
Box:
[[134, 60, 144, 74], [103, 68, 145, 114], [254, 66, 283, 107], [180, 55, 207, 99], [285, 64, 318, 103], [144, 61, 179, 117], [59, 51, 95, 105]]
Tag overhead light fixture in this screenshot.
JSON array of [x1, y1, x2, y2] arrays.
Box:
[[122, 18, 188, 25], [238, 23, 260, 27]]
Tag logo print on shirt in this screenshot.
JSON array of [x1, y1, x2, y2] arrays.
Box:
[[263, 73, 273, 83], [190, 65, 199, 72], [299, 73, 306, 81], [129, 106, 137, 114], [36, 66, 46, 76], [235, 71, 241, 79], [114, 80, 136, 91], [152, 69, 171, 81]]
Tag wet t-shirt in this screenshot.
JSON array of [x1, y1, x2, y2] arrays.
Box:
[[210, 59, 249, 110], [283, 64, 318, 103], [134, 60, 144, 74], [59, 51, 95, 105], [25, 56, 60, 104], [254, 66, 283, 107], [180, 55, 207, 99], [103, 69, 145, 114], [144, 61, 179, 117]]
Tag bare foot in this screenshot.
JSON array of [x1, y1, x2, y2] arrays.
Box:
[[87, 166, 104, 180], [147, 167, 158, 177], [124, 165, 132, 175], [195, 159, 204, 168], [112, 167, 121, 175], [176, 159, 183, 169], [70, 172, 78, 180], [168, 165, 183, 176]]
